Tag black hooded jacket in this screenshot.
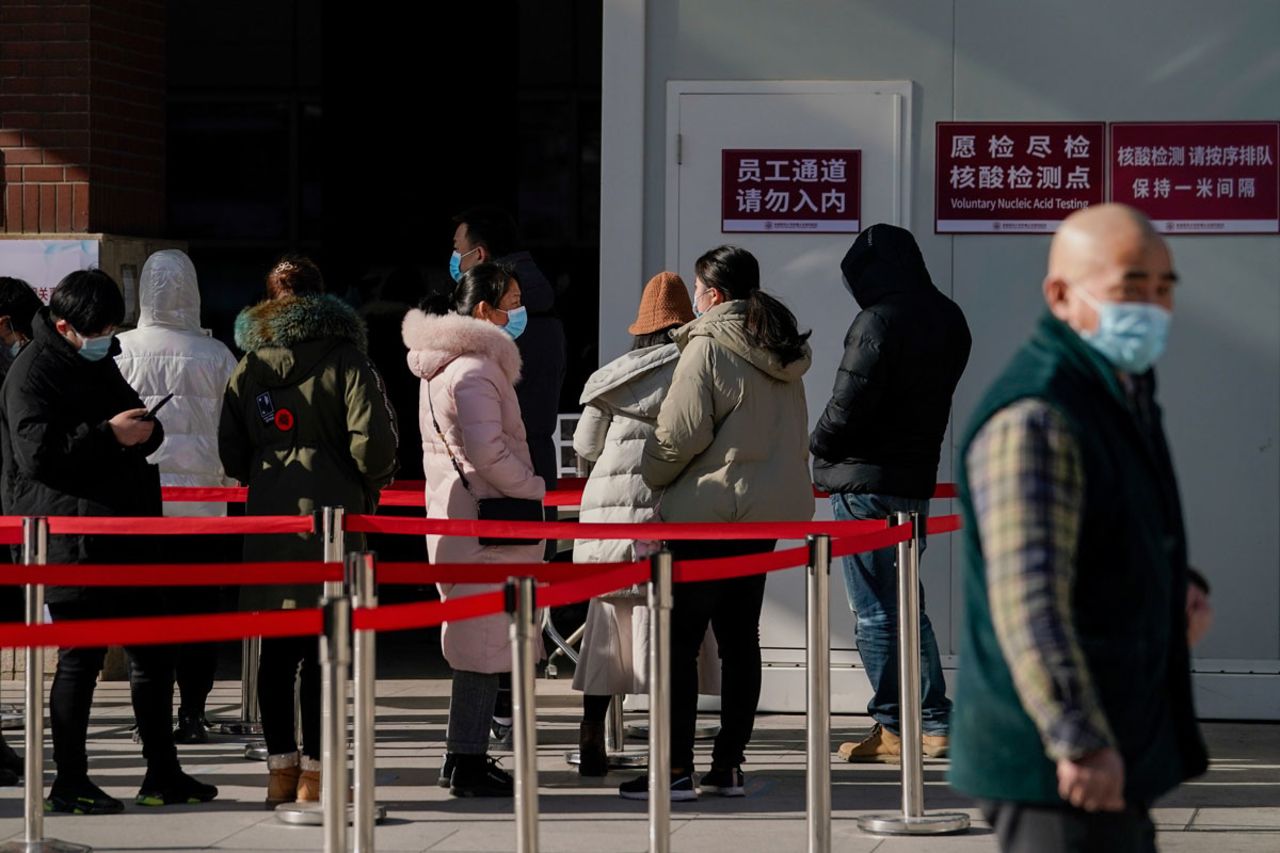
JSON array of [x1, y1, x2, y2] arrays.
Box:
[[810, 225, 971, 499], [1, 309, 165, 606], [501, 251, 566, 490]]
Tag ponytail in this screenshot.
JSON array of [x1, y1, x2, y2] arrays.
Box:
[[745, 290, 810, 366], [695, 245, 810, 366]]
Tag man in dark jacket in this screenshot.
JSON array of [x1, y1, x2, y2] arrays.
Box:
[[810, 224, 971, 762], [0, 270, 217, 814], [951, 205, 1207, 852]]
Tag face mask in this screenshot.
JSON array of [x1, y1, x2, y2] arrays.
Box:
[[693, 290, 711, 318], [7, 340, 21, 358], [77, 333, 114, 362], [500, 305, 527, 340], [1072, 286, 1172, 374], [449, 248, 480, 283]]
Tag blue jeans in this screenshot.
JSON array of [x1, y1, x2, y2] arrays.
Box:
[[831, 493, 951, 735]]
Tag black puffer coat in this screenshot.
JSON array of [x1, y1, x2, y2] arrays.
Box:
[[810, 225, 971, 500], [1, 309, 165, 606]]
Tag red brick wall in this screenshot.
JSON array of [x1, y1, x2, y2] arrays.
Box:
[[0, 0, 165, 236]]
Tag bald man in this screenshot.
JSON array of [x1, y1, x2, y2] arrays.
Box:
[[949, 205, 1208, 853]]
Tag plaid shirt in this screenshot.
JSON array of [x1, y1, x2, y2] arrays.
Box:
[[966, 398, 1116, 761]]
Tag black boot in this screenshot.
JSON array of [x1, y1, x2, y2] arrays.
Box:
[[0, 733, 22, 782], [578, 722, 608, 777], [173, 710, 209, 745]]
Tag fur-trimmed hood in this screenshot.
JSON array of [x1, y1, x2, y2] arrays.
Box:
[[234, 294, 367, 354], [402, 308, 522, 384], [234, 294, 368, 389]]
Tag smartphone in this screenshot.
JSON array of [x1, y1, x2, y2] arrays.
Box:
[[142, 393, 174, 421]]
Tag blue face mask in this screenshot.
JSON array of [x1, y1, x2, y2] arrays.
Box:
[[501, 305, 527, 340], [1073, 287, 1172, 374], [77, 333, 114, 362], [7, 340, 21, 358], [449, 248, 480, 283]]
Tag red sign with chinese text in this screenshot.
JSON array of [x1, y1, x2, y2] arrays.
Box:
[[721, 149, 861, 233], [1110, 122, 1279, 234], [935, 122, 1105, 233]]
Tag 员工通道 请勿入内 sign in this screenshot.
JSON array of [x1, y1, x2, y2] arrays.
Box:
[[721, 149, 861, 233]]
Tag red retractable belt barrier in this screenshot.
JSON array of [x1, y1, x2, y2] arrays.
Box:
[[927, 514, 962, 535], [375, 561, 641, 586], [344, 514, 888, 541], [0, 561, 341, 587], [352, 590, 505, 633], [161, 486, 249, 503], [0, 607, 323, 650], [37, 515, 316, 536], [0, 521, 22, 547], [539, 563, 649, 609]]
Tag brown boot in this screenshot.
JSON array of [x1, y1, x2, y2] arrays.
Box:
[[923, 733, 949, 758], [296, 756, 321, 803], [837, 724, 901, 763], [578, 722, 608, 777], [266, 753, 301, 809]]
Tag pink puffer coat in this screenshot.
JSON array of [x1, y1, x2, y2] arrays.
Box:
[[403, 309, 545, 673]]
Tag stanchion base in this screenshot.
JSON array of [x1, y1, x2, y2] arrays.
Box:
[[857, 813, 971, 836], [626, 722, 720, 741], [274, 802, 388, 826], [213, 720, 263, 736], [564, 749, 648, 770], [244, 742, 268, 761], [0, 705, 23, 730], [0, 839, 94, 852]]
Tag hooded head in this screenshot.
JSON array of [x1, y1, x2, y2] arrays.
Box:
[[839, 224, 934, 309], [139, 249, 201, 331]]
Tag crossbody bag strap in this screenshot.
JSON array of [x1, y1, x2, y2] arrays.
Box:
[[426, 378, 473, 493]]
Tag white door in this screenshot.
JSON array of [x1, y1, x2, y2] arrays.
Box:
[[667, 81, 920, 712]]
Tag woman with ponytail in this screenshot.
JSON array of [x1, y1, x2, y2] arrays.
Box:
[[402, 262, 543, 798], [619, 245, 814, 802]]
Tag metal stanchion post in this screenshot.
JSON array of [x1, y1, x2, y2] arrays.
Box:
[[806, 534, 832, 853], [351, 552, 386, 851], [858, 513, 968, 836], [277, 507, 351, 829], [320, 594, 352, 852], [218, 637, 264, 737], [647, 550, 673, 853], [506, 577, 540, 853], [0, 518, 90, 853]]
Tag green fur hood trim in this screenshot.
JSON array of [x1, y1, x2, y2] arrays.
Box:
[[234, 294, 367, 353]]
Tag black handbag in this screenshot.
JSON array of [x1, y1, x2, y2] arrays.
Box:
[[427, 380, 545, 546]]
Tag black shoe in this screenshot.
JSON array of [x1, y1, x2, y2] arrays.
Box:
[[135, 768, 218, 807], [449, 754, 513, 798], [0, 767, 18, 787], [45, 777, 125, 815], [438, 753, 455, 789], [618, 772, 698, 802], [174, 710, 209, 745], [699, 766, 745, 797]]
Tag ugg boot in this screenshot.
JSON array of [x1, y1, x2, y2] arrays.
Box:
[[578, 722, 608, 777], [296, 756, 322, 803], [266, 752, 301, 809]]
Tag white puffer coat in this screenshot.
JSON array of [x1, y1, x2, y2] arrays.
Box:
[[572, 343, 679, 563], [116, 250, 238, 517]]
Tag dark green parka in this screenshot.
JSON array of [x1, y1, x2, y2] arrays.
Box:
[[219, 294, 399, 610]]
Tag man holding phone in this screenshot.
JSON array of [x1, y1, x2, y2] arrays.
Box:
[[0, 269, 218, 814]]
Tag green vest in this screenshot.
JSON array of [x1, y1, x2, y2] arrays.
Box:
[[949, 312, 1207, 805]]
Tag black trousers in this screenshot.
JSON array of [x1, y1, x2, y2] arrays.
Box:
[[258, 634, 320, 760], [668, 539, 776, 773], [164, 586, 220, 717], [980, 800, 1156, 853], [47, 601, 179, 783]]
